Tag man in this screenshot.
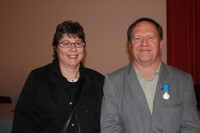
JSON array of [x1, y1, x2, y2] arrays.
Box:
[[100, 17, 200, 133]]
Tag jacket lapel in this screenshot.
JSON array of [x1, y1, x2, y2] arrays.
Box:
[[126, 64, 152, 127], [151, 62, 170, 129]]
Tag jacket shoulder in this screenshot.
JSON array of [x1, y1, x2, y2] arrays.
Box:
[[32, 63, 51, 72], [28, 63, 52, 81], [162, 63, 193, 84], [107, 64, 130, 78]]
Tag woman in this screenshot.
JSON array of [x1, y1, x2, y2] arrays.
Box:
[[12, 21, 104, 133]]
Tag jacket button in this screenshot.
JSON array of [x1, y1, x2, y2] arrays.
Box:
[[69, 102, 73, 105]]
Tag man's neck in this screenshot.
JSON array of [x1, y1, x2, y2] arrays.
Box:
[[133, 60, 161, 80]]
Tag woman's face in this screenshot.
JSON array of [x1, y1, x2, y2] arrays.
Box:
[[57, 34, 85, 69]]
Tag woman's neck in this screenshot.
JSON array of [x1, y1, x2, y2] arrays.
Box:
[[59, 64, 80, 82]]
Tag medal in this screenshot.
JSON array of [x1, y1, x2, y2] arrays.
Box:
[[162, 83, 170, 100], [163, 92, 170, 99]]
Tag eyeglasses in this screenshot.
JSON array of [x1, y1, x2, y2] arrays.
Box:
[[59, 41, 86, 48]]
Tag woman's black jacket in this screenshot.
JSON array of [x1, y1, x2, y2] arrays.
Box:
[[12, 58, 104, 133]]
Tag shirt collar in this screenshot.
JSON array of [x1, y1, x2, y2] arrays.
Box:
[[134, 63, 161, 81]]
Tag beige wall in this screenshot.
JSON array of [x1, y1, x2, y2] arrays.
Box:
[[0, 0, 166, 103]]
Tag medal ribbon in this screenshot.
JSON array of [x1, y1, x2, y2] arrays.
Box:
[[162, 83, 169, 93]]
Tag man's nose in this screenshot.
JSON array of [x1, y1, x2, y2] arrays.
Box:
[[141, 38, 148, 46]]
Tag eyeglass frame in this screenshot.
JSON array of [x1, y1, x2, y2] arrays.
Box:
[[58, 40, 86, 48]]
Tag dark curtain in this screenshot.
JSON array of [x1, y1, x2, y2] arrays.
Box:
[[167, 0, 200, 84]]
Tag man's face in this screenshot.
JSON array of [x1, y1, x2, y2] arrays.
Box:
[[129, 21, 163, 66]]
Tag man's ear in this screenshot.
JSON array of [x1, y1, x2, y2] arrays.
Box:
[[127, 42, 132, 61], [160, 40, 164, 49]]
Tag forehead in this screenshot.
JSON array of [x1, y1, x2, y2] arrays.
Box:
[[132, 21, 158, 35], [61, 33, 80, 40]]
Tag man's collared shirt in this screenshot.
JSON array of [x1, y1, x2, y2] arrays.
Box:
[[134, 65, 160, 114]]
